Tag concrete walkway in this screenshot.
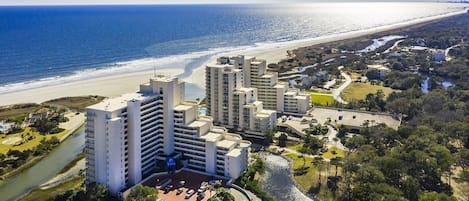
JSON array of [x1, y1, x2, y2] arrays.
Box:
[[445, 44, 460, 62], [331, 70, 351, 104]]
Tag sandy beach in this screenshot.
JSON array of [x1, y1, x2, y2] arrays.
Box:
[[0, 9, 466, 107]]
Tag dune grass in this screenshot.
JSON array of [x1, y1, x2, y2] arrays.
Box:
[[18, 176, 84, 201], [43, 96, 105, 111]]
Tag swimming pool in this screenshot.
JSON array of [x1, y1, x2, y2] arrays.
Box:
[[0, 125, 4, 132], [199, 108, 207, 116]]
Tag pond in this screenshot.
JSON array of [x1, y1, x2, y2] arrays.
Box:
[[259, 153, 318, 201], [421, 76, 455, 94]]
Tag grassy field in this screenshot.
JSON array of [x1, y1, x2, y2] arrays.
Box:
[[306, 91, 335, 106], [284, 153, 318, 190], [43, 96, 105, 111], [342, 82, 394, 101], [0, 127, 68, 154], [287, 143, 304, 152], [18, 176, 84, 201], [322, 147, 345, 160]]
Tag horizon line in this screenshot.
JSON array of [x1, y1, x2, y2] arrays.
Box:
[[0, 1, 458, 7]]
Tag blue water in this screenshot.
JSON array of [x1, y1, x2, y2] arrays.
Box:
[[199, 107, 207, 116], [0, 3, 467, 95]]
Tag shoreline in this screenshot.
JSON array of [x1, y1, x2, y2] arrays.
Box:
[[0, 9, 467, 106]]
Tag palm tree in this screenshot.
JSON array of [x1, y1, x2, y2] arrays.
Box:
[[313, 157, 324, 186]]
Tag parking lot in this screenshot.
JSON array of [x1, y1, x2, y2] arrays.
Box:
[[142, 171, 227, 201]]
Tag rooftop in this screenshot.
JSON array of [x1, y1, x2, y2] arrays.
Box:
[[226, 148, 242, 157], [367, 64, 391, 71], [188, 120, 209, 128], [200, 131, 222, 142], [309, 107, 401, 130], [217, 139, 237, 149], [87, 93, 147, 112], [151, 74, 177, 83], [174, 104, 195, 111]]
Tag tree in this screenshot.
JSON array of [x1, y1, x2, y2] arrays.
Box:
[[402, 176, 420, 201], [278, 133, 288, 147], [419, 192, 457, 201], [457, 148, 469, 172], [313, 157, 325, 186], [264, 130, 274, 145], [330, 157, 342, 177], [126, 184, 157, 201], [208, 188, 235, 201], [85, 183, 109, 201]]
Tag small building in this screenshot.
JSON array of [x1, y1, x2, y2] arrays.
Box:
[[432, 51, 446, 62], [387, 52, 404, 59], [410, 46, 428, 53], [0, 121, 14, 134], [27, 108, 51, 123], [367, 64, 391, 79], [315, 70, 329, 82]]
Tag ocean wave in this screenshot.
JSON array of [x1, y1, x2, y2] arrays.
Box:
[[0, 7, 467, 95]]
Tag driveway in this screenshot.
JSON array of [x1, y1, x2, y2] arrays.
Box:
[[331, 70, 351, 104]]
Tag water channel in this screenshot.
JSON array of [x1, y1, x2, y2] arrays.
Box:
[[260, 153, 318, 201], [0, 129, 85, 201]]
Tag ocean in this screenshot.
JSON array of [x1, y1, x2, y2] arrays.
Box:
[[0, 3, 467, 95]]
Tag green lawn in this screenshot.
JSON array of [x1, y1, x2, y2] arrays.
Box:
[[18, 176, 84, 201], [287, 143, 304, 152], [322, 147, 345, 160], [0, 127, 68, 154], [342, 82, 394, 101], [284, 153, 319, 191], [306, 91, 335, 106]]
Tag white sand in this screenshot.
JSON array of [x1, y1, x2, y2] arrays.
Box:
[[2, 137, 22, 145], [0, 69, 183, 106], [0, 10, 465, 107]]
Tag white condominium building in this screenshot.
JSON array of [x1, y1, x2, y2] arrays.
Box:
[[216, 55, 311, 114], [206, 62, 277, 138], [85, 75, 250, 195]]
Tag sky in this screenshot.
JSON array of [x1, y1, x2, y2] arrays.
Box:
[[0, 0, 446, 6]]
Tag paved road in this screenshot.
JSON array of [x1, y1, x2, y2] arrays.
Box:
[[383, 39, 405, 54], [332, 70, 352, 104], [445, 44, 460, 62], [313, 125, 347, 150]]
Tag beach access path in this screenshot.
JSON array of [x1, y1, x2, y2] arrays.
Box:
[[331, 70, 352, 104]]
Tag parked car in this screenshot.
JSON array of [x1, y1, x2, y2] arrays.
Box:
[[185, 189, 195, 199], [197, 193, 205, 201], [197, 186, 207, 194], [176, 187, 184, 195], [164, 185, 173, 193], [178, 181, 185, 188]]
